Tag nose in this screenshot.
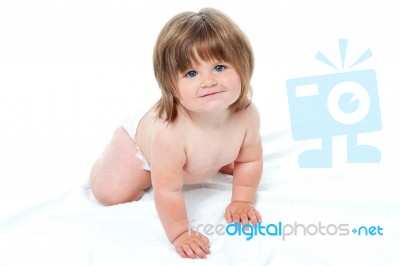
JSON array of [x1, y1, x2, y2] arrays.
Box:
[[200, 74, 217, 88]]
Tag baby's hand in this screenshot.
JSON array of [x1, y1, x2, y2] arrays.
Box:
[[224, 201, 262, 225], [172, 230, 210, 259]]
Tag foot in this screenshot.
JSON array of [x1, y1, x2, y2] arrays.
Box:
[[347, 144, 381, 163], [298, 149, 332, 168], [219, 163, 234, 175]]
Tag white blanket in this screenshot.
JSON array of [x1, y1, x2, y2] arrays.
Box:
[[1, 133, 399, 266], [1, 1, 399, 265]]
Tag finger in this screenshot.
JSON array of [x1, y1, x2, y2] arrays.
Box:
[[195, 237, 211, 254], [182, 243, 196, 259], [247, 210, 258, 225], [240, 212, 249, 225], [224, 208, 232, 223], [254, 209, 262, 222], [190, 241, 207, 259], [176, 246, 189, 259], [232, 212, 241, 223], [199, 234, 211, 247]]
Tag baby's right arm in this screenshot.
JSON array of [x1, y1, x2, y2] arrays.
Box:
[[150, 121, 210, 259], [153, 186, 210, 259]]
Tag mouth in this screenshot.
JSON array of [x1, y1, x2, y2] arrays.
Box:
[[200, 91, 223, 98]]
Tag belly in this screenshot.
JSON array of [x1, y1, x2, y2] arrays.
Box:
[[181, 154, 236, 185], [182, 169, 220, 184]]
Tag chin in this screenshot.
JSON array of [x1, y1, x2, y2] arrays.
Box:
[[201, 102, 231, 113]]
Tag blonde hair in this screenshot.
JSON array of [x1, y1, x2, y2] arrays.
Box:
[[153, 7, 254, 122]]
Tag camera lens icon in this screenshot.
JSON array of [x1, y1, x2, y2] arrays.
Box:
[[286, 69, 382, 167], [327, 81, 370, 125]]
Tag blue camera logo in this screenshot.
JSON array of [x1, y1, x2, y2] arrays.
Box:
[[286, 39, 382, 168]]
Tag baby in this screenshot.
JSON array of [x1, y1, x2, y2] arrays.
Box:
[[90, 7, 263, 259]]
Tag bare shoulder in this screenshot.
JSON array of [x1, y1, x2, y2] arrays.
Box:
[[236, 102, 262, 157], [150, 118, 187, 190], [236, 102, 261, 130], [152, 118, 185, 144], [151, 118, 187, 165]]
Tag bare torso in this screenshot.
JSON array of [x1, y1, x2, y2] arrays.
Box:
[[135, 105, 248, 184]]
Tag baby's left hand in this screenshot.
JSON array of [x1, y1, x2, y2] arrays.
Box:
[[224, 201, 262, 225]]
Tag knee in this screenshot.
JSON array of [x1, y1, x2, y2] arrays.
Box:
[[90, 175, 145, 206], [91, 184, 145, 206], [96, 190, 144, 206]]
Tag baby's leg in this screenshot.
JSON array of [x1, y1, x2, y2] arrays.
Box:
[[90, 126, 151, 205]]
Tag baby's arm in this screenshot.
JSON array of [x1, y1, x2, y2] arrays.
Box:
[[225, 105, 263, 224], [225, 139, 263, 224], [151, 122, 210, 259]]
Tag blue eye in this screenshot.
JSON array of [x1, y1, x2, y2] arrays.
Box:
[[214, 65, 225, 72], [186, 71, 197, 78]]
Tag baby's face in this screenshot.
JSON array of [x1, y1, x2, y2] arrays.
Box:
[[176, 59, 241, 114]]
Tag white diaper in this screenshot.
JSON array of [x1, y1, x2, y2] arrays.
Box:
[[120, 105, 153, 171]]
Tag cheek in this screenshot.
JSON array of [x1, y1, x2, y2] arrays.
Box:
[[179, 82, 190, 94], [176, 81, 194, 106], [227, 71, 241, 90], [231, 77, 242, 97]]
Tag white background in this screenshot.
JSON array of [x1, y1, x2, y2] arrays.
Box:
[[1, 0, 399, 219]]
